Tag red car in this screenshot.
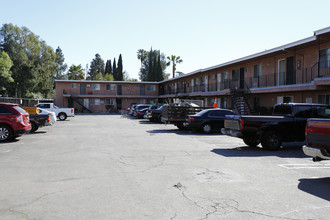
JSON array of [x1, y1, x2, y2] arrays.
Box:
[[0, 103, 31, 141]]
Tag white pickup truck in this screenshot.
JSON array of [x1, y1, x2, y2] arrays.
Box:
[[35, 103, 74, 121]]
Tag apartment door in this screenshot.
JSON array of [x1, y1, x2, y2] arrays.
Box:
[[286, 57, 295, 85], [140, 85, 145, 95], [278, 59, 285, 86], [240, 67, 245, 89], [84, 98, 89, 109], [80, 84, 86, 95], [117, 85, 122, 95]]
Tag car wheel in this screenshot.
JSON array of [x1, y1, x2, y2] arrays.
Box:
[[243, 137, 260, 147], [261, 131, 282, 150], [58, 113, 67, 121], [30, 122, 39, 133], [202, 124, 212, 133], [176, 123, 185, 130], [0, 125, 12, 142]]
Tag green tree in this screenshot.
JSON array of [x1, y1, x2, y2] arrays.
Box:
[[0, 23, 57, 98], [139, 49, 167, 82], [117, 54, 123, 81], [0, 51, 14, 95], [55, 47, 68, 80], [105, 59, 112, 75], [112, 58, 117, 80], [88, 54, 105, 79], [167, 55, 183, 78], [103, 73, 114, 81], [137, 49, 148, 69], [67, 64, 85, 80]]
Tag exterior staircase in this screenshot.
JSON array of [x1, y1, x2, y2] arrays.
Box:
[[69, 96, 93, 113], [230, 82, 256, 115]]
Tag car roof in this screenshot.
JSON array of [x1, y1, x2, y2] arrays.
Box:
[[0, 102, 18, 106]]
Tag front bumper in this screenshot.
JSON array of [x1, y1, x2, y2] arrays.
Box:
[[302, 145, 330, 160], [221, 128, 243, 138]]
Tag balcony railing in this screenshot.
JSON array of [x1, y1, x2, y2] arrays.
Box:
[[159, 64, 329, 96]]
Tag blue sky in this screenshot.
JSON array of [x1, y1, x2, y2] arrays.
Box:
[[1, 0, 329, 80]]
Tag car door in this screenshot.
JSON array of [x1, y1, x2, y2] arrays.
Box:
[[208, 110, 224, 130]]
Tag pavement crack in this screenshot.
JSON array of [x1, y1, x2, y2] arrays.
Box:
[[142, 156, 165, 173], [4, 190, 66, 210], [0, 209, 29, 220]]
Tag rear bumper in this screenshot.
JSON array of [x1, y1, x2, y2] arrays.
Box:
[[13, 128, 31, 137], [221, 128, 243, 138], [302, 145, 330, 160]]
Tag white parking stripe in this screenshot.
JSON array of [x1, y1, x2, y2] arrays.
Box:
[[279, 164, 330, 169]]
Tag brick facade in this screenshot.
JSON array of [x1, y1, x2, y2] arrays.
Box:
[[55, 27, 330, 113]]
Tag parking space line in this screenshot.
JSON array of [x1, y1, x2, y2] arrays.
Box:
[[279, 164, 330, 169]]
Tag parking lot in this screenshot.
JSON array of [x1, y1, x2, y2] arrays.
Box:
[[0, 114, 329, 220]]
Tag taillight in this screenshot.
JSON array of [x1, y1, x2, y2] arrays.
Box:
[[71, 109, 74, 113], [137, 111, 141, 114], [188, 117, 196, 122], [16, 115, 23, 122], [239, 119, 244, 130]]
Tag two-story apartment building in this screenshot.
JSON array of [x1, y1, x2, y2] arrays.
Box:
[[55, 81, 159, 113], [55, 26, 330, 114]]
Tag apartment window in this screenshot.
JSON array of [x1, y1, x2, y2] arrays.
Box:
[[221, 72, 228, 82], [232, 69, 239, 81], [72, 83, 77, 88], [147, 85, 156, 91], [200, 77, 205, 85], [318, 94, 330, 105], [91, 98, 100, 105], [319, 48, 330, 69], [106, 98, 116, 105], [106, 84, 116, 90], [194, 78, 199, 86], [254, 64, 262, 78], [92, 84, 100, 90]]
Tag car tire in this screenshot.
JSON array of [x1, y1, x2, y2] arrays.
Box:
[[176, 123, 185, 130], [202, 124, 212, 133], [30, 122, 38, 133], [0, 124, 12, 142], [243, 137, 260, 147], [261, 131, 282, 150], [58, 113, 67, 121]]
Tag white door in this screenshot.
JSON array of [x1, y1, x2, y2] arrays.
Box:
[[84, 98, 89, 109]]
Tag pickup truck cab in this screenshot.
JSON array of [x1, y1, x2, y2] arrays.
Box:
[[35, 103, 74, 121], [21, 107, 49, 133], [0, 103, 31, 141], [222, 103, 330, 150], [303, 118, 330, 161]]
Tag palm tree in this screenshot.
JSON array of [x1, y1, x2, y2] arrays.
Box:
[[137, 49, 148, 68], [167, 55, 183, 78], [67, 64, 85, 80]]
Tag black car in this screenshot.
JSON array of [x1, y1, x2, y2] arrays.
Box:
[[133, 104, 151, 118], [146, 106, 163, 122], [185, 108, 236, 133]]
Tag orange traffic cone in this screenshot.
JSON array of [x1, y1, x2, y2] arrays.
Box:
[[213, 99, 217, 108]]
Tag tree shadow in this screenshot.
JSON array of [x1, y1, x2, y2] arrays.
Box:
[[211, 143, 309, 159], [298, 177, 330, 201]]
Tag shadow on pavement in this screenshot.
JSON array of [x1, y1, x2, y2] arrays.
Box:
[[298, 177, 330, 202], [211, 144, 309, 158], [147, 129, 222, 136]]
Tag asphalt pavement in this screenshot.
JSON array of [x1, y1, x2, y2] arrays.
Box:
[[0, 115, 329, 220]]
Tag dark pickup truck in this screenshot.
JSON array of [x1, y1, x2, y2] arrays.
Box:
[[221, 103, 330, 150], [303, 118, 330, 161], [161, 104, 209, 129]]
